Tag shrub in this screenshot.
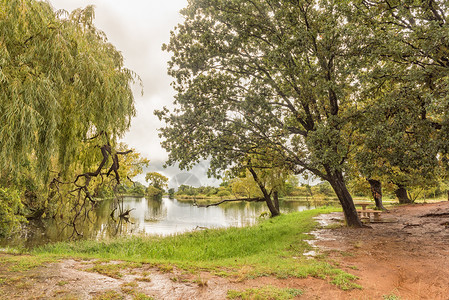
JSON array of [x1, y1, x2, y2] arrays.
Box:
[[0, 187, 26, 237], [145, 186, 163, 199]]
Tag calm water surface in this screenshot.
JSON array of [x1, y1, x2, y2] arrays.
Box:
[[0, 197, 334, 248]]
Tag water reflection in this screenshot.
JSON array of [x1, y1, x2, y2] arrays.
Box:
[[0, 197, 335, 248]]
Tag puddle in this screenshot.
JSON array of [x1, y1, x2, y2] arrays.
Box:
[[304, 212, 345, 256], [303, 250, 318, 258], [314, 212, 345, 227]]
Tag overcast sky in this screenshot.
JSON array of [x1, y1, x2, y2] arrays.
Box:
[[49, 0, 219, 187]]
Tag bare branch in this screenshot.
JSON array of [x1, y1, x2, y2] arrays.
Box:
[[193, 197, 264, 207]]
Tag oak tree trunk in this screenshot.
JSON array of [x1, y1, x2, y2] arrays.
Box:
[[328, 170, 363, 227], [367, 179, 386, 210], [395, 185, 412, 204]]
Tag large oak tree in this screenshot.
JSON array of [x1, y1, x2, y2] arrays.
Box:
[[350, 1, 449, 204], [158, 0, 373, 226]]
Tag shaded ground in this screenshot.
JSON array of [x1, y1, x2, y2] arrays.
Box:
[[1, 201, 449, 299]]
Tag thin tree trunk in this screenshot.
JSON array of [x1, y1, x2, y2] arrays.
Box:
[[273, 190, 280, 212], [248, 167, 280, 217], [328, 170, 363, 227], [367, 179, 386, 210], [395, 185, 412, 204]]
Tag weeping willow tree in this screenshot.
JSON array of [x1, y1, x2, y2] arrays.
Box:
[[0, 0, 139, 236]]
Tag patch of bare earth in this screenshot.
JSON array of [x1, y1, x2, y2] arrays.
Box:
[[310, 201, 449, 299], [0, 258, 237, 299], [1, 201, 449, 299]]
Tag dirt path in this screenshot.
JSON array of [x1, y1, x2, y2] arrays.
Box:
[[1, 201, 449, 299], [310, 201, 449, 299]]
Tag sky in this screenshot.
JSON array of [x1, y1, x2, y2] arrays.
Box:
[[49, 0, 219, 187]]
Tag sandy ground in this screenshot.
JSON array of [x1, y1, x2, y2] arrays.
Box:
[[1, 201, 449, 299]]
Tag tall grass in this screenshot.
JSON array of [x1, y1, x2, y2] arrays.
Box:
[[33, 207, 360, 289], [34, 208, 330, 262]]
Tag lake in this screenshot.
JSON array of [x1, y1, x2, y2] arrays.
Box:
[[0, 197, 335, 248]]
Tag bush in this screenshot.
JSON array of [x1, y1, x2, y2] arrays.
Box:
[[0, 187, 26, 237], [315, 182, 336, 197], [130, 185, 145, 196], [145, 186, 163, 199], [95, 185, 115, 198], [168, 188, 175, 198], [217, 190, 231, 199]]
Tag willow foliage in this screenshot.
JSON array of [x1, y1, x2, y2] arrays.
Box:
[[0, 187, 25, 237], [0, 0, 137, 178]]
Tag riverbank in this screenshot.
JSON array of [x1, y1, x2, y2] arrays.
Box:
[[2, 202, 448, 299], [32, 208, 347, 274], [0, 207, 360, 299]]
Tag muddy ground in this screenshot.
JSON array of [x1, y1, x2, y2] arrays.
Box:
[[1, 201, 449, 299]]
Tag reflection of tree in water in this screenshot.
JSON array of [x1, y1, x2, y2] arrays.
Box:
[[55, 198, 139, 242], [60, 198, 133, 240], [220, 201, 267, 226], [1, 197, 337, 249], [2, 198, 130, 248], [144, 198, 167, 222], [104, 196, 143, 236], [281, 201, 313, 212]]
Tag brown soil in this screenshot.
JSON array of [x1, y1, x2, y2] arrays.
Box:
[[309, 201, 449, 300], [1, 201, 449, 299]]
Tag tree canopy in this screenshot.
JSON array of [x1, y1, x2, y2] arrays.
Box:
[[158, 0, 449, 226], [347, 1, 449, 205], [145, 172, 169, 199], [158, 0, 371, 226], [145, 172, 169, 190], [0, 0, 137, 179]]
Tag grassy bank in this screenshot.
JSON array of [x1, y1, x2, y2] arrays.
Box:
[[31, 207, 359, 290]]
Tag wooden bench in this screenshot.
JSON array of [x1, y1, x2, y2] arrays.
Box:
[[357, 209, 383, 222]]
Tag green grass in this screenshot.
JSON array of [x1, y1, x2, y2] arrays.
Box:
[[330, 271, 362, 290], [227, 285, 303, 300], [383, 294, 401, 300], [86, 261, 142, 279], [35, 208, 333, 262], [92, 290, 124, 300], [0, 254, 57, 272], [30, 207, 359, 289], [119, 281, 154, 299], [56, 280, 69, 286]]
